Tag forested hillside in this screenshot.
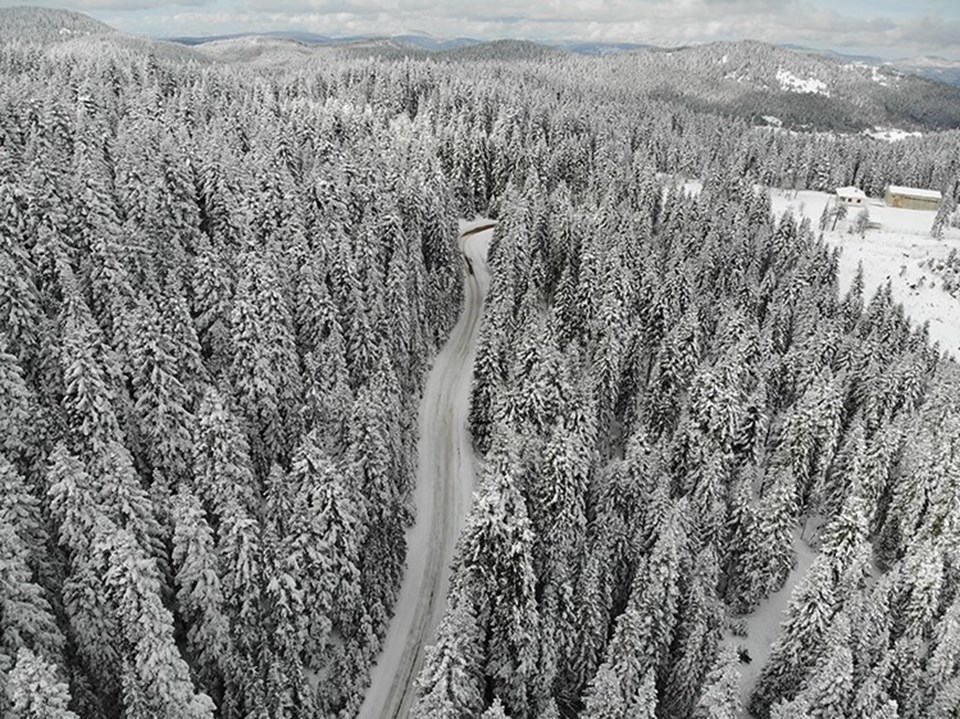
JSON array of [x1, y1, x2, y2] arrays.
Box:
[[2, 8, 960, 719], [0, 27, 463, 718], [0, 6, 112, 44], [445, 169, 960, 718], [605, 40, 960, 131]]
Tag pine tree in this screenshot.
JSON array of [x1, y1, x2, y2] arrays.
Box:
[[171, 486, 231, 694], [482, 697, 512, 719], [852, 671, 900, 719], [928, 593, 960, 707], [750, 557, 836, 718], [695, 645, 743, 719], [664, 547, 723, 717], [566, 548, 611, 699], [230, 250, 301, 474], [627, 669, 657, 719], [216, 493, 266, 716], [287, 431, 363, 670], [413, 598, 485, 719], [0, 340, 38, 468], [750, 468, 798, 602], [58, 270, 123, 462], [0, 521, 65, 708], [301, 347, 352, 458], [130, 292, 194, 483], [582, 664, 628, 719], [0, 453, 47, 576], [104, 525, 216, 719], [46, 444, 121, 700], [0, 181, 43, 367], [634, 499, 689, 661], [161, 289, 210, 409], [349, 375, 403, 637], [193, 387, 257, 523], [192, 238, 234, 377], [258, 465, 311, 716], [899, 540, 944, 640], [819, 495, 870, 595], [6, 648, 79, 719], [792, 614, 854, 719], [456, 434, 540, 718]]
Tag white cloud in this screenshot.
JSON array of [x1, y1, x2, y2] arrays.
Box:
[[26, 0, 960, 58], [2, 0, 216, 9]]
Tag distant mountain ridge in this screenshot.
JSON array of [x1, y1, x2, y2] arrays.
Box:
[[784, 43, 960, 88], [166, 29, 646, 57], [0, 6, 113, 44], [7, 7, 960, 130], [172, 30, 960, 86], [5, 5, 959, 88], [600, 40, 960, 131], [167, 30, 345, 46], [888, 56, 960, 88]]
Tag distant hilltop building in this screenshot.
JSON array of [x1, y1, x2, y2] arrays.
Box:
[[836, 186, 867, 206], [885, 185, 942, 211]]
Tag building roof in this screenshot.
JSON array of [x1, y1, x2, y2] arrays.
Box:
[[887, 185, 942, 201], [836, 186, 866, 198]]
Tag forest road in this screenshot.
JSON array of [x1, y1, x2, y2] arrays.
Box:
[[357, 220, 494, 719]]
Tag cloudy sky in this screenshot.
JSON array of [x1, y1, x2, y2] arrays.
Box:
[[10, 0, 960, 59]]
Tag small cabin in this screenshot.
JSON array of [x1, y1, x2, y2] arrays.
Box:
[[885, 185, 942, 211], [836, 186, 867, 206]]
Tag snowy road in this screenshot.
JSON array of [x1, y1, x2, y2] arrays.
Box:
[[357, 220, 494, 719]]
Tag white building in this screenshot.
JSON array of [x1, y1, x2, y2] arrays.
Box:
[[836, 186, 867, 206], [885, 185, 942, 211]]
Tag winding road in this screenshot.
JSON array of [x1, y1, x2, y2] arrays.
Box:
[[357, 220, 495, 719]]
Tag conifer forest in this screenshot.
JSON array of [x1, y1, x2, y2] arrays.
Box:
[[3, 8, 960, 719]]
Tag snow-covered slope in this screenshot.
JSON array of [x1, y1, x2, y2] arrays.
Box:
[[195, 36, 320, 66], [0, 7, 206, 65]]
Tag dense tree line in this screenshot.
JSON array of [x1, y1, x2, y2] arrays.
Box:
[[436, 166, 960, 717], [2, 14, 960, 719], [0, 40, 462, 719]]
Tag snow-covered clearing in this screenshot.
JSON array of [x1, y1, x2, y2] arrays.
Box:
[[769, 188, 960, 358], [869, 66, 889, 87], [863, 127, 922, 142], [358, 220, 493, 719], [722, 525, 820, 714], [669, 180, 960, 358], [776, 68, 829, 96]]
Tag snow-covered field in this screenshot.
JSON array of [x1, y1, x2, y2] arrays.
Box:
[[863, 127, 922, 142], [676, 180, 960, 358], [358, 220, 492, 719], [768, 188, 960, 358], [776, 67, 829, 95]]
